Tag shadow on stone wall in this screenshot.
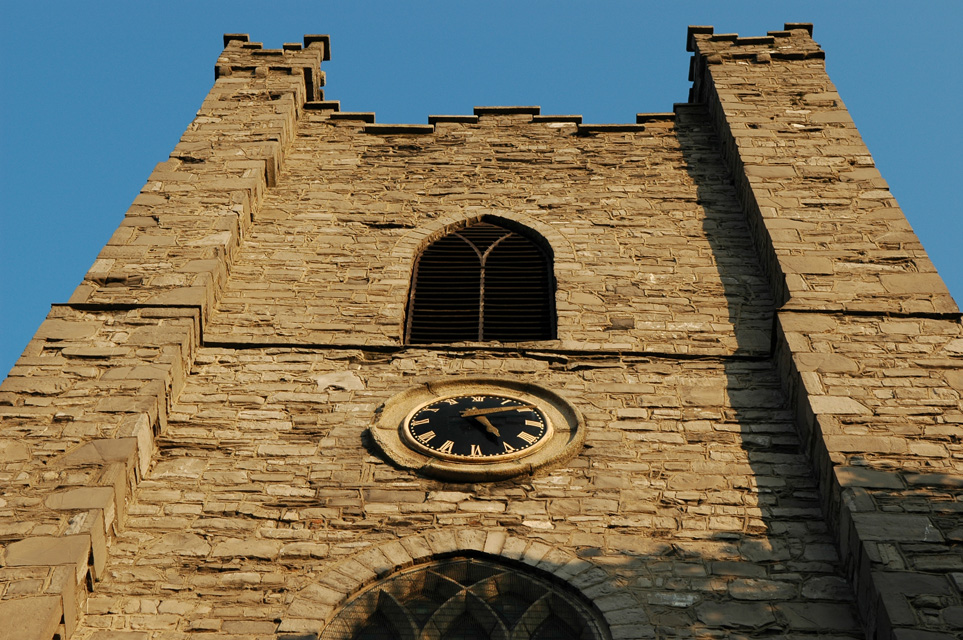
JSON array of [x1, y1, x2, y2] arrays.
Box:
[[674, 104, 865, 635]]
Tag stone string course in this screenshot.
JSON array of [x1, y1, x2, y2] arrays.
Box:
[[0, 24, 959, 640]]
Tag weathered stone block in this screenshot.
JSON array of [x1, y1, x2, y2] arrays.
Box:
[[905, 473, 963, 488], [0, 440, 30, 462], [891, 631, 959, 640], [147, 532, 211, 557], [695, 601, 774, 627], [834, 466, 903, 489], [879, 273, 951, 295], [211, 538, 281, 559], [794, 353, 859, 373], [144, 286, 210, 308], [774, 602, 860, 631], [0, 596, 62, 640], [781, 256, 834, 274], [809, 396, 871, 415], [47, 565, 78, 638], [853, 514, 944, 543], [0, 377, 71, 395], [824, 435, 907, 454], [35, 318, 99, 340], [315, 371, 364, 391], [5, 535, 90, 583], [45, 487, 115, 514]]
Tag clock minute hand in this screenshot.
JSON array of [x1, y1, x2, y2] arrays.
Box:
[[459, 404, 535, 418]]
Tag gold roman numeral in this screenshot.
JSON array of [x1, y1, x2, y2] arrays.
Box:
[[471, 396, 486, 402], [470, 444, 482, 456], [442, 399, 459, 405], [517, 431, 538, 445], [502, 441, 516, 453], [439, 440, 455, 454], [411, 418, 430, 426], [416, 430, 435, 443], [524, 419, 542, 427]]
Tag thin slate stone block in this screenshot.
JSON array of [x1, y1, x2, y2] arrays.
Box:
[[853, 514, 944, 543]]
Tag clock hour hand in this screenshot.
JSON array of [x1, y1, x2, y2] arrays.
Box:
[[459, 404, 535, 418], [473, 415, 500, 438]]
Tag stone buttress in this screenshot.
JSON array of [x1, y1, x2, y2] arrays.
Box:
[[689, 23, 963, 639]]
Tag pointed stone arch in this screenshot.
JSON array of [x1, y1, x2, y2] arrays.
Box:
[[389, 210, 578, 270], [373, 211, 580, 344], [279, 530, 634, 639], [405, 220, 553, 343]]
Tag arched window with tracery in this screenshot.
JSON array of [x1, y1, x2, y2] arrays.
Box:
[[405, 220, 555, 344], [319, 556, 610, 640]]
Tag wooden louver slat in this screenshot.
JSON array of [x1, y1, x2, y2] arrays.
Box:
[[406, 221, 554, 344]]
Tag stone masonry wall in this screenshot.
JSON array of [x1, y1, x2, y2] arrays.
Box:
[[206, 105, 772, 357], [687, 24, 956, 316], [78, 350, 863, 638], [0, 306, 198, 639]]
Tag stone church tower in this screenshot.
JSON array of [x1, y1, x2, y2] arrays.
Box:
[[1, 23, 960, 640]]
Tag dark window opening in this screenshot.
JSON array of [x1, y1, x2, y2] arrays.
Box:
[[319, 556, 609, 640], [406, 221, 555, 343]]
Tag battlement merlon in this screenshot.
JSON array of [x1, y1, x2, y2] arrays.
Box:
[[687, 23, 823, 105], [215, 33, 330, 102], [686, 22, 820, 55]]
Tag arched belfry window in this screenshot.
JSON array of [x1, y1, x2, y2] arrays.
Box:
[[406, 220, 555, 343], [319, 556, 610, 640]]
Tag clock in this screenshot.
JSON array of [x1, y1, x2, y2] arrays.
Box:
[[402, 394, 554, 462], [370, 378, 584, 481]]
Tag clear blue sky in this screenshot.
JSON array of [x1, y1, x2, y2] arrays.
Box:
[[2, 1, 960, 376]]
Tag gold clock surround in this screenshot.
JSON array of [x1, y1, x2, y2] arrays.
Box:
[[371, 377, 585, 481]]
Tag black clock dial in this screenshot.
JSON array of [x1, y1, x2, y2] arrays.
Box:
[[403, 394, 551, 462]]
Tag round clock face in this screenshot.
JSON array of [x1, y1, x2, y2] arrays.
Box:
[[402, 394, 553, 463]]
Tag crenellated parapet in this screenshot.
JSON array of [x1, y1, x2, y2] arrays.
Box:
[[686, 24, 824, 105], [217, 33, 328, 101]]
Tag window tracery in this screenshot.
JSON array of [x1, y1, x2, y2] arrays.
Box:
[[319, 556, 608, 640], [406, 221, 554, 344]]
